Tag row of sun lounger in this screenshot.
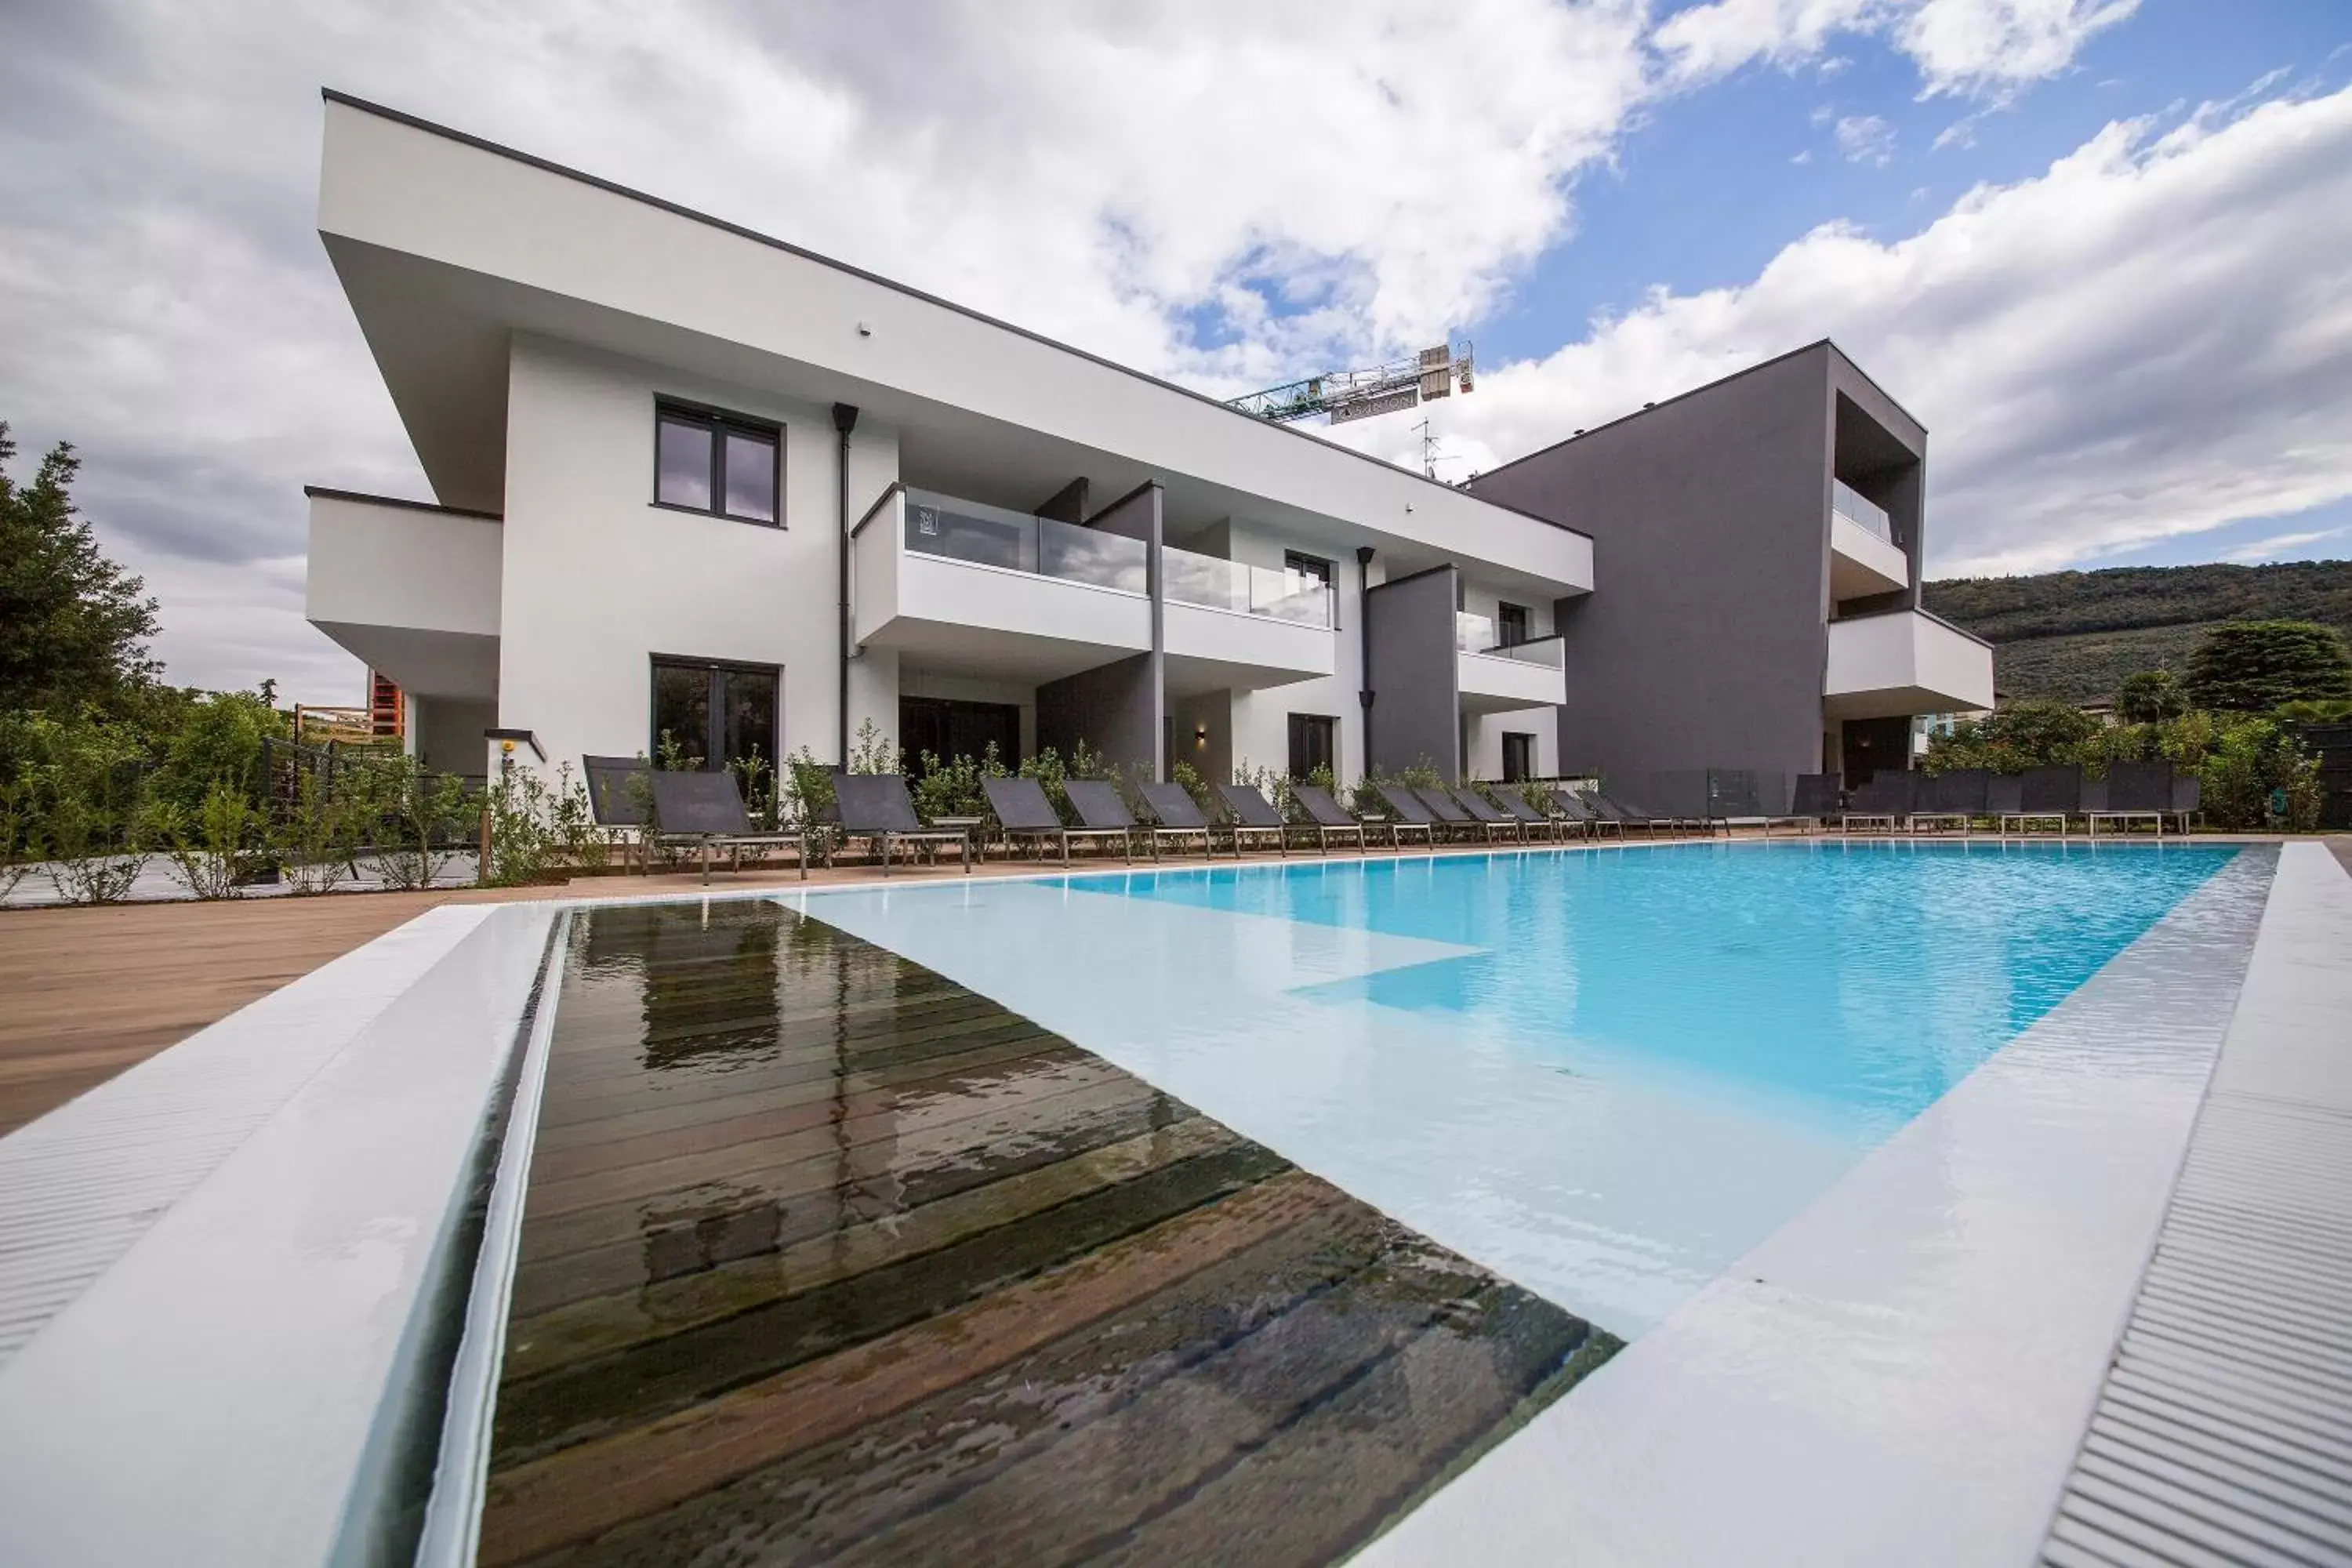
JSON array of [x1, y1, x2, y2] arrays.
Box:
[[579, 755, 1742, 883], [584, 756, 2205, 885]]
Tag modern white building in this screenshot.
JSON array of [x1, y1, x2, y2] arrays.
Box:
[[303, 93, 1987, 802], [303, 93, 1588, 794]]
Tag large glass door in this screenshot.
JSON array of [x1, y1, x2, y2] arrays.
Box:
[[651, 657, 779, 771]]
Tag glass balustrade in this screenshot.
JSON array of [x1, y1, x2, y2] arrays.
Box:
[[902, 488, 1147, 594], [1831, 479, 1894, 544], [1160, 544, 1334, 628], [1456, 610, 1499, 653]]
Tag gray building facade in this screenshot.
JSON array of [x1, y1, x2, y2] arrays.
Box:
[[1466, 340, 1987, 788]]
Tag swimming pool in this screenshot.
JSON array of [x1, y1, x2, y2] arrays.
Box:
[[797, 840, 2243, 1335]]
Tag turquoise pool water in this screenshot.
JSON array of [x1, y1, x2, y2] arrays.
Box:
[[793, 840, 2245, 1336], [1121, 840, 2241, 1137]]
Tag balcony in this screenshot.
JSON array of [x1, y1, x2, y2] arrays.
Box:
[[1825, 608, 1994, 720], [1455, 613, 1567, 713], [1162, 545, 1335, 692], [852, 488, 1150, 683], [1830, 480, 1908, 600], [304, 489, 500, 700]]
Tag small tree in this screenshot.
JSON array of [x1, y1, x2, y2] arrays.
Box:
[[0, 424, 162, 714], [2116, 669, 2187, 725], [2183, 620, 2352, 713]]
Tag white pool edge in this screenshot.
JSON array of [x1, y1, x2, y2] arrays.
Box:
[[1355, 844, 2286, 1568]]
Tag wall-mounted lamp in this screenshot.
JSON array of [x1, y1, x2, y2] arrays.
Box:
[[1194, 725, 1208, 746], [856, 321, 873, 337]]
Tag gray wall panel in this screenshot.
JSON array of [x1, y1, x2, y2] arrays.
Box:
[[1365, 564, 1462, 781], [1472, 343, 1857, 780], [1036, 652, 1158, 779]]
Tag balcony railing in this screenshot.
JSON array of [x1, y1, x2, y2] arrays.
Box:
[[902, 488, 1147, 594], [1456, 611, 1501, 653], [1832, 479, 1894, 545], [1162, 544, 1334, 628]]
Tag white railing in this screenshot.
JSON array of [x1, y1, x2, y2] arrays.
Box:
[[1161, 544, 1334, 627], [1832, 480, 1894, 544]]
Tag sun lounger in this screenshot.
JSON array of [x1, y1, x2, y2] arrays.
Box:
[[1448, 786, 1527, 841], [1554, 791, 1618, 837], [982, 776, 1127, 865], [1290, 784, 1381, 853], [583, 753, 654, 870], [1414, 785, 1499, 843], [2089, 760, 2172, 837], [1779, 772, 1842, 833], [1374, 783, 1449, 844], [2001, 765, 2078, 837], [647, 768, 815, 883], [1592, 793, 1673, 836], [1136, 781, 1220, 858], [2169, 774, 2201, 835], [1491, 785, 1566, 840], [1214, 782, 1294, 856], [833, 773, 971, 876], [1911, 767, 1987, 834], [1061, 779, 1143, 859], [1842, 770, 1914, 834]]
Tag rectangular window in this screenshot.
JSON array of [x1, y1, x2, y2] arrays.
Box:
[[1283, 550, 1334, 590], [1287, 713, 1336, 780], [1497, 602, 1530, 647], [654, 402, 781, 524], [1501, 731, 1534, 782], [650, 656, 780, 772]]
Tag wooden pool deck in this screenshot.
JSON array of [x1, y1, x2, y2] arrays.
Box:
[[477, 900, 1617, 1566], [2, 833, 2339, 1138]]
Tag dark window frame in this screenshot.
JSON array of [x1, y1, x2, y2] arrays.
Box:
[[648, 652, 782, 772], [1287, 712, 1338, 780], [652, 397, 785, 528], [1501, 731, 1535, 782], [1497, 601, 1530, 647], [1283, 550, 1334, 588]]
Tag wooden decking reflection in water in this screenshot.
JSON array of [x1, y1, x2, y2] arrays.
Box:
[[480, 900, 1617, 1566]]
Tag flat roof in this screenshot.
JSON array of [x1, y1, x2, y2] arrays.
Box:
[[315, 92, 1593, 595]]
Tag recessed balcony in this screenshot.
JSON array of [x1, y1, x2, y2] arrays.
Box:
[[1824, 608, 1994, 719], [1162, 545, 1334, 692], [852, 487, 1151, 684], [1830, 481, 1909, 600], [1456, 612, 1567, 713]]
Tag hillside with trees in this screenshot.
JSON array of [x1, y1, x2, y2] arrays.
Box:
[[1923, 560, 2352, 703]]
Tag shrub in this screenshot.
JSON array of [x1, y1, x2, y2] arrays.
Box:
[[156, 780, 270, 898], [909, 746, 999, 821], [1170, 758, 1213, 811], [2198, 716, 2321, 831], [11, 708, 153, 902], [484, 764, 556, 887], [277, 766, 361, 894]]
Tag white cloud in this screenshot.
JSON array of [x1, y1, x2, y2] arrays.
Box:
[[0, 0, 1654, 699], [1657, 0, 2137, 98], [1897, 0, 2140, 99], [1337, 85, 2352, 579], [1833, 113, 1899, 164], [2223, 527, 2347, 564]]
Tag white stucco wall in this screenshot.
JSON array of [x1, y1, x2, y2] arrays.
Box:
[[1465, 708, 1560, 782], [1218, 518, 1381, 785], [495, 335, 899, 778]]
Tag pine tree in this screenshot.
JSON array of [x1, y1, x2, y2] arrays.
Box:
[[0, 423, 162, 713], [2183, 620, 2352, 712]]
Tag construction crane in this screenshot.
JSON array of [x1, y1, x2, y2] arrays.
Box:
[[1226, 339, 1474, 426]]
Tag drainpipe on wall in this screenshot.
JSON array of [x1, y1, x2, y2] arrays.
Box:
[[1356, 546, 1376, 771], [833, 402, 860, 768]]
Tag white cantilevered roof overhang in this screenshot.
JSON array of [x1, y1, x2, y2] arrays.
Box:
[[314, 93, 1592, 603]]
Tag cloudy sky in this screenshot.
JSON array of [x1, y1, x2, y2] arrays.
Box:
[[2, 0, 2348, 702]]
